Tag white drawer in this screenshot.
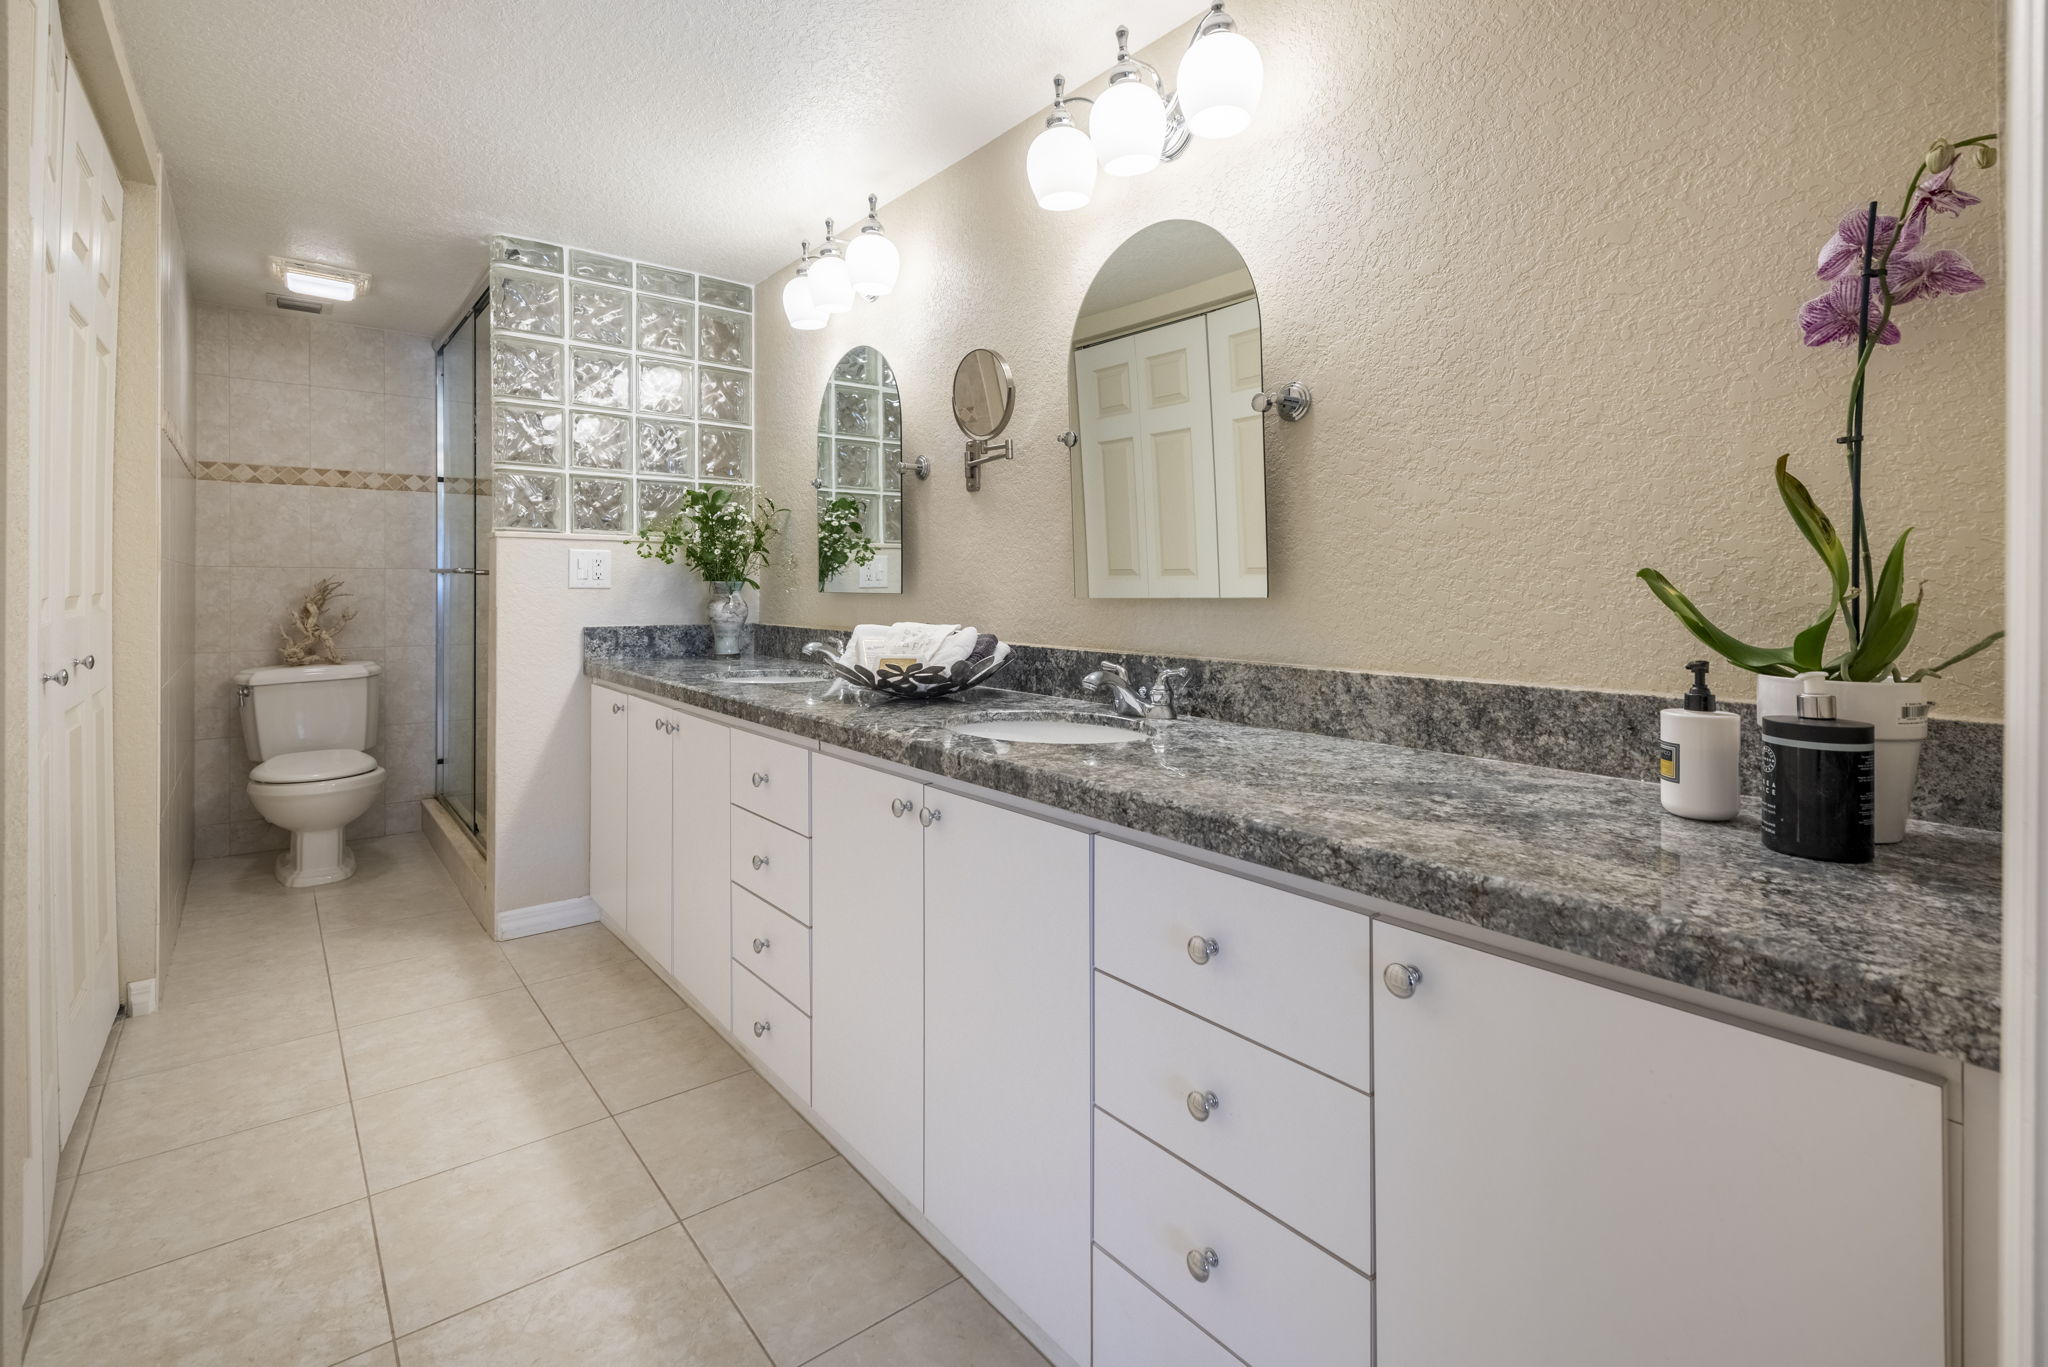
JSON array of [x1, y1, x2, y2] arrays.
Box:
[[732, 885, 810, 1013], [730, 807, 812, 924], [732, 961, 810, 1103], [1093, 1247, 1243, 1367], [730, 729, 812, 835], [1096, 839, 1373, 1091], [1096, 974, 1372, 1272], [1094, 1111, 1372, 1367]]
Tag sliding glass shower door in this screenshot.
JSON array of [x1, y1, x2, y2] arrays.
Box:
[[434, 292, 489, 841]]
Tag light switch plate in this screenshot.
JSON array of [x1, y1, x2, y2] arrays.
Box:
[[857, 558, 890, 588], [569, 547, 612, 588]]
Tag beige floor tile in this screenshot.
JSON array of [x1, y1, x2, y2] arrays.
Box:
[[354, 1045, 605, 1192], [371, 1119, 673, 1335], [183, 853, 320, 920], [54, 1087, 100, 1181], [44, 1105, 365, 1299], [172, 902, 322, 955], [500, 921, 637, 985], [527, 958, 684, 1041], [162, 924, 330, 1008], [329, 940, 518, 1027], [806, 1279, 1046, 1367], [686, 1158, 956, 1366], [394, 1225, 768, 1366], [340, 987, 557, 1098], [26, 1202, 389, 1367], [334, 1347, 397, 1367], [85, 1033, 348, 1171], [111, 982, 335, 1080], [317, 888, 471, 931], [616, 1072, 833, 1218], [566, 1007, 748, 1113], [322, 909, 493, 977]]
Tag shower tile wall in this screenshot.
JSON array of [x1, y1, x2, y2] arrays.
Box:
[[190, 305, 440, 857]]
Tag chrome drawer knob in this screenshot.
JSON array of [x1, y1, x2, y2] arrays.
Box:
[[612, 702, 625, 714], [1383, 962, 1423, 998], [1186, 936, 1219, 966], [751, 854, 770, 870], [752, 937, 770, 954], [753, 1020, 771, 1037], [1186, 1090, 1219, 1122], [919, 807, 942, 827], [1187, 1247, 1219, 1283], [75, 654, 94, 670], [751, 771, 769, 787], [890, 797, 915, 818], [40, 668, 69, 687]]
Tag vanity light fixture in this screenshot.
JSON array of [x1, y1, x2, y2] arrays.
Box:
[[269, 256, 369, 303], [1027, 77, 1100, 210], [844, 195, 900, 300], [806, 220, 855, 315], [1175, 3, 1263, 139], [781, 240, 828, 331]]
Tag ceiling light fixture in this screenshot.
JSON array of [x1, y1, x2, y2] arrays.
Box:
[[807, 220, 855, 315], [782, 240, 827, 330], [845, 195, 900, 301], [1027, 77, 1099, 211], [269, 256, 369, 303]]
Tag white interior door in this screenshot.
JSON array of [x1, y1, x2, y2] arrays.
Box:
[[1206, 299, 1267, 598], [1075, 334, 1149, 598]]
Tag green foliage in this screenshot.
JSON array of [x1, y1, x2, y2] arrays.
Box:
[[633, 486, 782, 589], [816, 497, 878, 587]]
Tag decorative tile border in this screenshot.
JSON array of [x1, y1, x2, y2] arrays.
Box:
[[195, 461, 482, 495]]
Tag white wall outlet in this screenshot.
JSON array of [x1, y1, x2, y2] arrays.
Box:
[[857, 558, 890, 588], [569, 547, 612, 588]]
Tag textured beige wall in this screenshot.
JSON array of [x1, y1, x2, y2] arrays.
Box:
[[755, 0, 2007, 719]]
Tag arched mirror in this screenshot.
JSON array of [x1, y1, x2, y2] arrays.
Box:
[[816, 345, 904, 592], [1069, 221, 1267, 598]]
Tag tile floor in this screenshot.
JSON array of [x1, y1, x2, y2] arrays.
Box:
[[26, 833, 1048, 1367]]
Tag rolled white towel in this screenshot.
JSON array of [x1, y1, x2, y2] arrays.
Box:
[[845, 622, 976, 672]]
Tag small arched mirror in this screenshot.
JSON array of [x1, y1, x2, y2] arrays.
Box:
[[1069, 220, 1268, 598], [952, 348, 1015, 440], [816, 346, 903, 592]]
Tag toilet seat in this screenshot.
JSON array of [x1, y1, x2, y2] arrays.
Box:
[[249, 748, 377, 784]]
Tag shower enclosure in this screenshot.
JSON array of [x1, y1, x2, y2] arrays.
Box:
[[434, 290, 490, 842]]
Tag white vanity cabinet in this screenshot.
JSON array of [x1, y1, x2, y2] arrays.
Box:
[[624, 696, 677, 967], [669, 711, 730, 1026], [1373, 921, 1948, 1367], [587, 685, 630, 920]]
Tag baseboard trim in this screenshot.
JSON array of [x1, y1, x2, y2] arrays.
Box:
[[125, 978, 157, 1016], [495, 896, 599, 941]]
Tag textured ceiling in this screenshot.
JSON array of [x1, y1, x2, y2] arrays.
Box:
[[110, 0, 1206, 336], [1076, 217, 1248, 317]]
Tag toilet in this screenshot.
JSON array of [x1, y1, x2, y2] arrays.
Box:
[[235, 661, 387, 887]]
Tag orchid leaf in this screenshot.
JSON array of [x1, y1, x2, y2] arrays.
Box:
[[1791, 600, 1838, 672], [1905, 631, 2005, 682], [1775, 455, 1851, 603], [1843, 531, 1914, 680], [1636, 570, 1801, 676]]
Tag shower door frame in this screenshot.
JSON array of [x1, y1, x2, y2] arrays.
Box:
[[433, 287, 490, 844]]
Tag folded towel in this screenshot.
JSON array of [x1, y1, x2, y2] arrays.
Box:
[[845, 622, 973, 672]]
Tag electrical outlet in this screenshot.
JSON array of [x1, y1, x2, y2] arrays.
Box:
[[858, 558, 890, 588], [569, 548, 612, 588]]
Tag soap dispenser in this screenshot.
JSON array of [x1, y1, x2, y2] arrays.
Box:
[[1658, 660, 1739, 821]]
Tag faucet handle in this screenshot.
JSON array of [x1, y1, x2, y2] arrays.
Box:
[[1149, 667, 1190, 718], [1095, 660, 1131, 683]]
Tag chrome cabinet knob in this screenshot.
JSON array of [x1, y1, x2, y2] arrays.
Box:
[[74, 654, 94, 670], [750, 854, 770, 870], [1186, 1247, 1219, 1283], [1186, 1090, 1220, 1122], [41, 668, 69, 687], [752, 936, 770, 954], [753, 1020, 771, 1037], [890, 797, 915, 818], [1383, 962, 1423, 998], [919, 806, 942, 827], [751, 771, 769, 787], [611, 702, 625, 714], [1186, 936, 1219, 966]]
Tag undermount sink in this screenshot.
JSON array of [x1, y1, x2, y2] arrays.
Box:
[[948, 716, 1146, 746]]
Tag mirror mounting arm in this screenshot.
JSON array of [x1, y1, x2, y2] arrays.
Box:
[[1251, 381, 1313, 422], [964, 438, 1014, 493]]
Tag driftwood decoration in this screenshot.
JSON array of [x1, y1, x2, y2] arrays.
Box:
[[279, 577, 357, 666]]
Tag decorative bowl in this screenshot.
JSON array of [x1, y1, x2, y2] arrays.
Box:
[[801, 640, 1013, 700]]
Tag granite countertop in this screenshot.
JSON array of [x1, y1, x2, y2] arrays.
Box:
[[587, 654, 2003, 1069]]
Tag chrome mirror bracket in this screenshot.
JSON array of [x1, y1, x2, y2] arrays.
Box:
[[1251, 381, 1313, 422]]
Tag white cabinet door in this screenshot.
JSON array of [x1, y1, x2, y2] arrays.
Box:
[[670, 711, 730, 1028], [624, 698, 674, 967], [924, 789, 1092, 1364], [810, 754, 925, 1206], [588, 686, 631, 922], [1374, 922, 1946, 1367]]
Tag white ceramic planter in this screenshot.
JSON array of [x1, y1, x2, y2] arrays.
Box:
[[1754, 672, 1928, 844]]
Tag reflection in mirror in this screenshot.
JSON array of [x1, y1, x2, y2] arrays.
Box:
[[1069, 220, 1267, 598], [952, 348, 1015, 440], [816, 346, 903, 592]]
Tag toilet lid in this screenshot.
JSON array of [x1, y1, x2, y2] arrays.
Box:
[[250, 748, 378, 784]]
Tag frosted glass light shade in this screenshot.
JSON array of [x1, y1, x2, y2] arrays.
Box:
[[1091, 79, 1167, 177], [1028, 121, 1096, 210], [1176, 30, 1263, 139], [846, 231, 900, 299], [283, 268, 359, 301], [782, 273, 826, 330], [808, 252, 854, 314]]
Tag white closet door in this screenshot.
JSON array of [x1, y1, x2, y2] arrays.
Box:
[[1133, 315, 1219, 597], [1075, 334, 1149, 598], [1206, 299, 1267, 598]]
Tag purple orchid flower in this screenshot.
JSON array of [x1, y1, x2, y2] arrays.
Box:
[[1888, 246, 1985, 303], [1816, 207, 1923, 281], [1800, 278, 1901, 347], [1912, 164, 1981, 219]]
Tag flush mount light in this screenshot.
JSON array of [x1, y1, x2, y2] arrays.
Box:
[[845, 195, 900, 301], [1027, 76, 1098, 210], [782, 241, 828, 330], [269, 256, 369, 303], [807, 220, 855, 315]]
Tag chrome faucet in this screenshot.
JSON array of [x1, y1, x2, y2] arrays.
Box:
[[1080, 661, 1189, 721]]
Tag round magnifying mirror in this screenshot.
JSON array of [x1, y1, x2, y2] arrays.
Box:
[[951, 348, 1015, 441]]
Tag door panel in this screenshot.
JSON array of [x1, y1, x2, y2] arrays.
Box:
[[670, 712, 731, 1026], [1207, 299, 1266, 597], [624, 698, 674, 966], [1076, 336, 1148, 597]]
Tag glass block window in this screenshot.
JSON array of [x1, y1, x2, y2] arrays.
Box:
[[487, 234, 754, 536]]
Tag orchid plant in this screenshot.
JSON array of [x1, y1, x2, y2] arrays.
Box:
[[1639, 134, 2004, 682]]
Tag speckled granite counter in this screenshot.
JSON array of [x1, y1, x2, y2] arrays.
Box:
[[587, 654, 2002, 1069]]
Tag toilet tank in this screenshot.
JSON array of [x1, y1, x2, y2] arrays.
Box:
[[234, 661, 383, 760]]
